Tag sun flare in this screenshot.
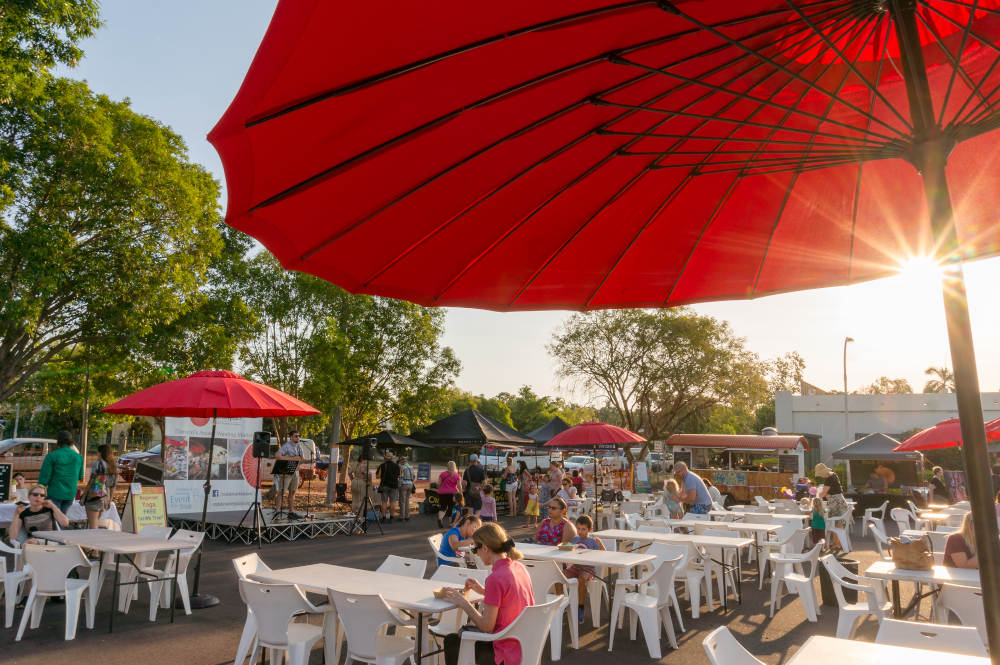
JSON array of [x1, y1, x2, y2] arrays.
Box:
[[897, 256, 946, 286]]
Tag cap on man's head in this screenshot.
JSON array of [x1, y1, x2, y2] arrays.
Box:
[[469, 453, 479, 462]]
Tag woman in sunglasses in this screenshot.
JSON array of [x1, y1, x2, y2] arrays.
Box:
[[534, 496, 577, 546], [442, 522, 534, 665], [9, 486, 70, 545]]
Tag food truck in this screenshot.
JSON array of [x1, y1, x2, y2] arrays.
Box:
[[666, 433, 810, 504]]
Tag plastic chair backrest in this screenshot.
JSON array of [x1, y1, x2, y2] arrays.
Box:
[[599, 537, 616, 552], [98, 518, 121, 531], [520, 560, 568, 599], [328, 589, 402, 659], [868, 524, 892, 560], [647, 541, 690, 569], [781, 528, 808, 553], [647, 555, 682, 605], [906, 500, 921, 517], [377, 554, 427, 578], [239, 580, 314, 647], [681, 513, 701, 521], [430, 566, 488, 585], [702, 626, 766, 665], [743, 514, 774, 525], [875, 500, 889, 519], [938, 584, 987, 644], [925, 530, 949, 553], [890, 508, 912, 531], [797, 541, 824, 580], [495, 599, 563, 665], [754, 496, 769, 507], [620, 501, 642, 515], [232, 552, 271, 582], [876, 619, 986, 656], [22, 544, 89, 594], [138, 525, 173, 539], [820, 554, 879, 609], [637, 524, 670, 534]]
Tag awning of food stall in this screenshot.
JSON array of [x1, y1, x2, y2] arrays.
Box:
[[832, 433, 922, 462], [666, 434, 808, 451]]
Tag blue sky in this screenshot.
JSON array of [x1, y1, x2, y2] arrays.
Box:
[[62, 1, 1000, 404]]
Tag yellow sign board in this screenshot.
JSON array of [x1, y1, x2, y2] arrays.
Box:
[[121, 486, 168, 532]]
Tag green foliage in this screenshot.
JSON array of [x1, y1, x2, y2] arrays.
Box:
[[495, 385, 593, 432], [433, 389, 514, 429], [923, 366, 955, 394], [0, 77, 230, 403], [862, 376, 914, 394]]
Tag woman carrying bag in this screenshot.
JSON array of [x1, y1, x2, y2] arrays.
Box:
[[83, 444, 117, 529]]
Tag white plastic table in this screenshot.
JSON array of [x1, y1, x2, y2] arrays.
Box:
[[33, 529, 185, 632], [661, 518, 781, 588], [709, 509, 809, 523], [251, 563, 473, 665], [593, 528, 752, 608], [864, 560, 981, 617], [517, 542, 656, 569], [786, 635, 987, 665]]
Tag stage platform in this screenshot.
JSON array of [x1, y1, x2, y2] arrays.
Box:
[[169, 509, 360, 544]]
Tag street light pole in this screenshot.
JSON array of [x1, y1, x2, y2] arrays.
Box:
[[843, 337, 854, 449]]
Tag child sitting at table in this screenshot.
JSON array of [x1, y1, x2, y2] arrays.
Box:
[[662, 478, 685, 519], [524, 478, 540, 528], [449, 492, 467, 526], [809, 497, 826, 546], [564, 515, 606, 624], [479, 483, 497, 522]]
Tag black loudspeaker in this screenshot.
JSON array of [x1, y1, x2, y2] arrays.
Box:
[[252, 431, 271, 458], [360, 438, 377, 461]]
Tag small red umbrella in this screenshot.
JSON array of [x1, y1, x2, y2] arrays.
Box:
[[545, 422, 645, 494], [103, 370, 320, 606], [894, 418, 1000, 452]]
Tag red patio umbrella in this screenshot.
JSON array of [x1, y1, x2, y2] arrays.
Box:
[[545, 422, 645, 494], [210, 2, 1000, 652], [104, 370, 320, 606], [894, 417, 1000, 451]]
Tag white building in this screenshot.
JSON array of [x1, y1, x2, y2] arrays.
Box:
[[775, 390, 1000, 461]]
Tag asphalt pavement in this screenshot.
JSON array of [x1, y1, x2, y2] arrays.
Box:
[[3, 514, 923, 665]]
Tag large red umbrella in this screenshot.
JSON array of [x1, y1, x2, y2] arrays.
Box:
[[894, 417, 1000, 451], [211, 2, 1000, 652], [545, 422, 645, 494], [103, 370, 320, 605]]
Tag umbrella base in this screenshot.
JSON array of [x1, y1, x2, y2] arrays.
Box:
[[183, 593, 221, 610]]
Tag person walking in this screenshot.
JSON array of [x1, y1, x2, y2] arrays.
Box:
[[83, 444, 117, 529], [437, 461, 462, 528], [503, 457, 519, 517], [516, 461, 531, 512], [463, 454, 486, 517], [37, 430, 83, 515], [398, 456, 416, 521]]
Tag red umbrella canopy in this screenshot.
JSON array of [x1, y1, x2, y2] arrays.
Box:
[[210, 0, 1000, 311], [102, 370, 320, 418], [893, 417, 1000, 451], [544, 422, 645, 448]]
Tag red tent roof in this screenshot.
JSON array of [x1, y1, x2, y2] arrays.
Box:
[[667, 434, 808, 450]]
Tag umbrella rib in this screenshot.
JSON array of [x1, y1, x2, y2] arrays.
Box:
[[667, 2, 911, 139], [245, 0, 657, 126], [303, 8, 831, 266], [596, 129, 879, 148], [251, 2, 842, 215], [928, 0, 981, 127], [364, 13, 832, 291], [784, 0, 913, 133], [750, 12, 886, 296], [585, 8, 862, 307]]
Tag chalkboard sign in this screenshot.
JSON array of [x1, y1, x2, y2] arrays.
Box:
[[0, 463, 10, 502], [778, 455, 799, 474], [672, 451, 692, 468], [417, 462, 431, 481]]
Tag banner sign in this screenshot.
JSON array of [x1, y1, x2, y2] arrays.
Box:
[[121, 486, 168, 533], [417, 462, 432, 481], [634, 462, 651, 493], [163, 416, 262, 514]]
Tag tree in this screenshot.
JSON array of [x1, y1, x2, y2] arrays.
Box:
[[753, 351, 807, 431], [0, 77, 230, 403], [862, 377, 913, 394], [548, 308, 772, 460], [923, 366, 955, 393], [498, 386, 557, 432], [435, 389, 515, 429]]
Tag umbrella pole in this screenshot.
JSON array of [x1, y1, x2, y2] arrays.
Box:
[[890, 2, 1000, 658], [189, 408, 220, 609]]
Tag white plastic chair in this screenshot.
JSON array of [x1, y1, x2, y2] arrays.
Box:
[[521, 559, 579, 661], [759, 528, 807, 585], [754, 496, 769, 508], [0, 540, 29, 628], [935, 584, 988, 645], [860, 500, 889, 537], [377, 554, 428, 578], [906, 501, 931, 529], [868, 523, 893, 561], [97, 523, 172, 615], [16, 544, 97, 641], [608, 555, 682, 658], [143, 528, 204, 619], [820, 554, 891, 638], [700, 529, 739, 604], [428, 567, 490, 637], [620, 501, 642, 515], [240, 580, 326, 665], [769, 541, 823, 622], [825, 511, 853, 553], [703, 626, 765, 665], [233, 553, 271, 665], [646, 541, 704, 623], [454, 599, 562, 665], [890, 507, 914, 535], [876, 618, 987, 656], [328, 589, 414, 665], [428, 533, 466, 567]]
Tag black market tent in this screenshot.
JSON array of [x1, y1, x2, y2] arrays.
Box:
[[832, 433, 922, 462], [525, 416, 572, 444], [339, 430, 433, 450], [411, 409, 534, 448]]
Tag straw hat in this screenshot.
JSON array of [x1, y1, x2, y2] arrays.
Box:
[[814, 463, 833, 477]]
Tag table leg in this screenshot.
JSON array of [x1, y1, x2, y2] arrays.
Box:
[[110, 554, 120, 633], [755, 532, 765, 590], [416, 611, 427, 665], [891, 579, 902, 618], [736, 547, 743, 605], [170, 548, 179, 623]]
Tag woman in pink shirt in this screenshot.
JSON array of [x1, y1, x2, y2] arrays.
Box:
[[443, 523, 534, 665], [437, 460, 462, 528]]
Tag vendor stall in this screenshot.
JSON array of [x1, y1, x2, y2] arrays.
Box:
[[666, 433, 808, 503], [832, 433, 928, 510]]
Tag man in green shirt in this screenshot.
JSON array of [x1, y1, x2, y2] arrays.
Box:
[[38, 430, 84, 514]]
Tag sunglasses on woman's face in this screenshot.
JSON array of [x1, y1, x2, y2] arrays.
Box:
[[30, 492, 45, 498]]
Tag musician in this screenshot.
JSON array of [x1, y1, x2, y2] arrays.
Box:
[[274, 430, 303, 519]]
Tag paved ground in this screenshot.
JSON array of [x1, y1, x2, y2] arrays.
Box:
[[4, 514, 922, 665]]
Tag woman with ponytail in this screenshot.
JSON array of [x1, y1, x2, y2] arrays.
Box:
[[442, 522, 534, 665]]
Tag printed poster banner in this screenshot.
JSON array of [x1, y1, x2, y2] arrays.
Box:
[[163, 416, 262, 514]]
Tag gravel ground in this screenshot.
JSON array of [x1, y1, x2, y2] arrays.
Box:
[[3, 514, 926, 665]]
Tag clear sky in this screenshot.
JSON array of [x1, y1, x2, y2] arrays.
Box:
[[63, 1, 1000, 405]]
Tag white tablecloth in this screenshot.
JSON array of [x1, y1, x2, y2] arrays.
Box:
[[0, 501, 120, 528]]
